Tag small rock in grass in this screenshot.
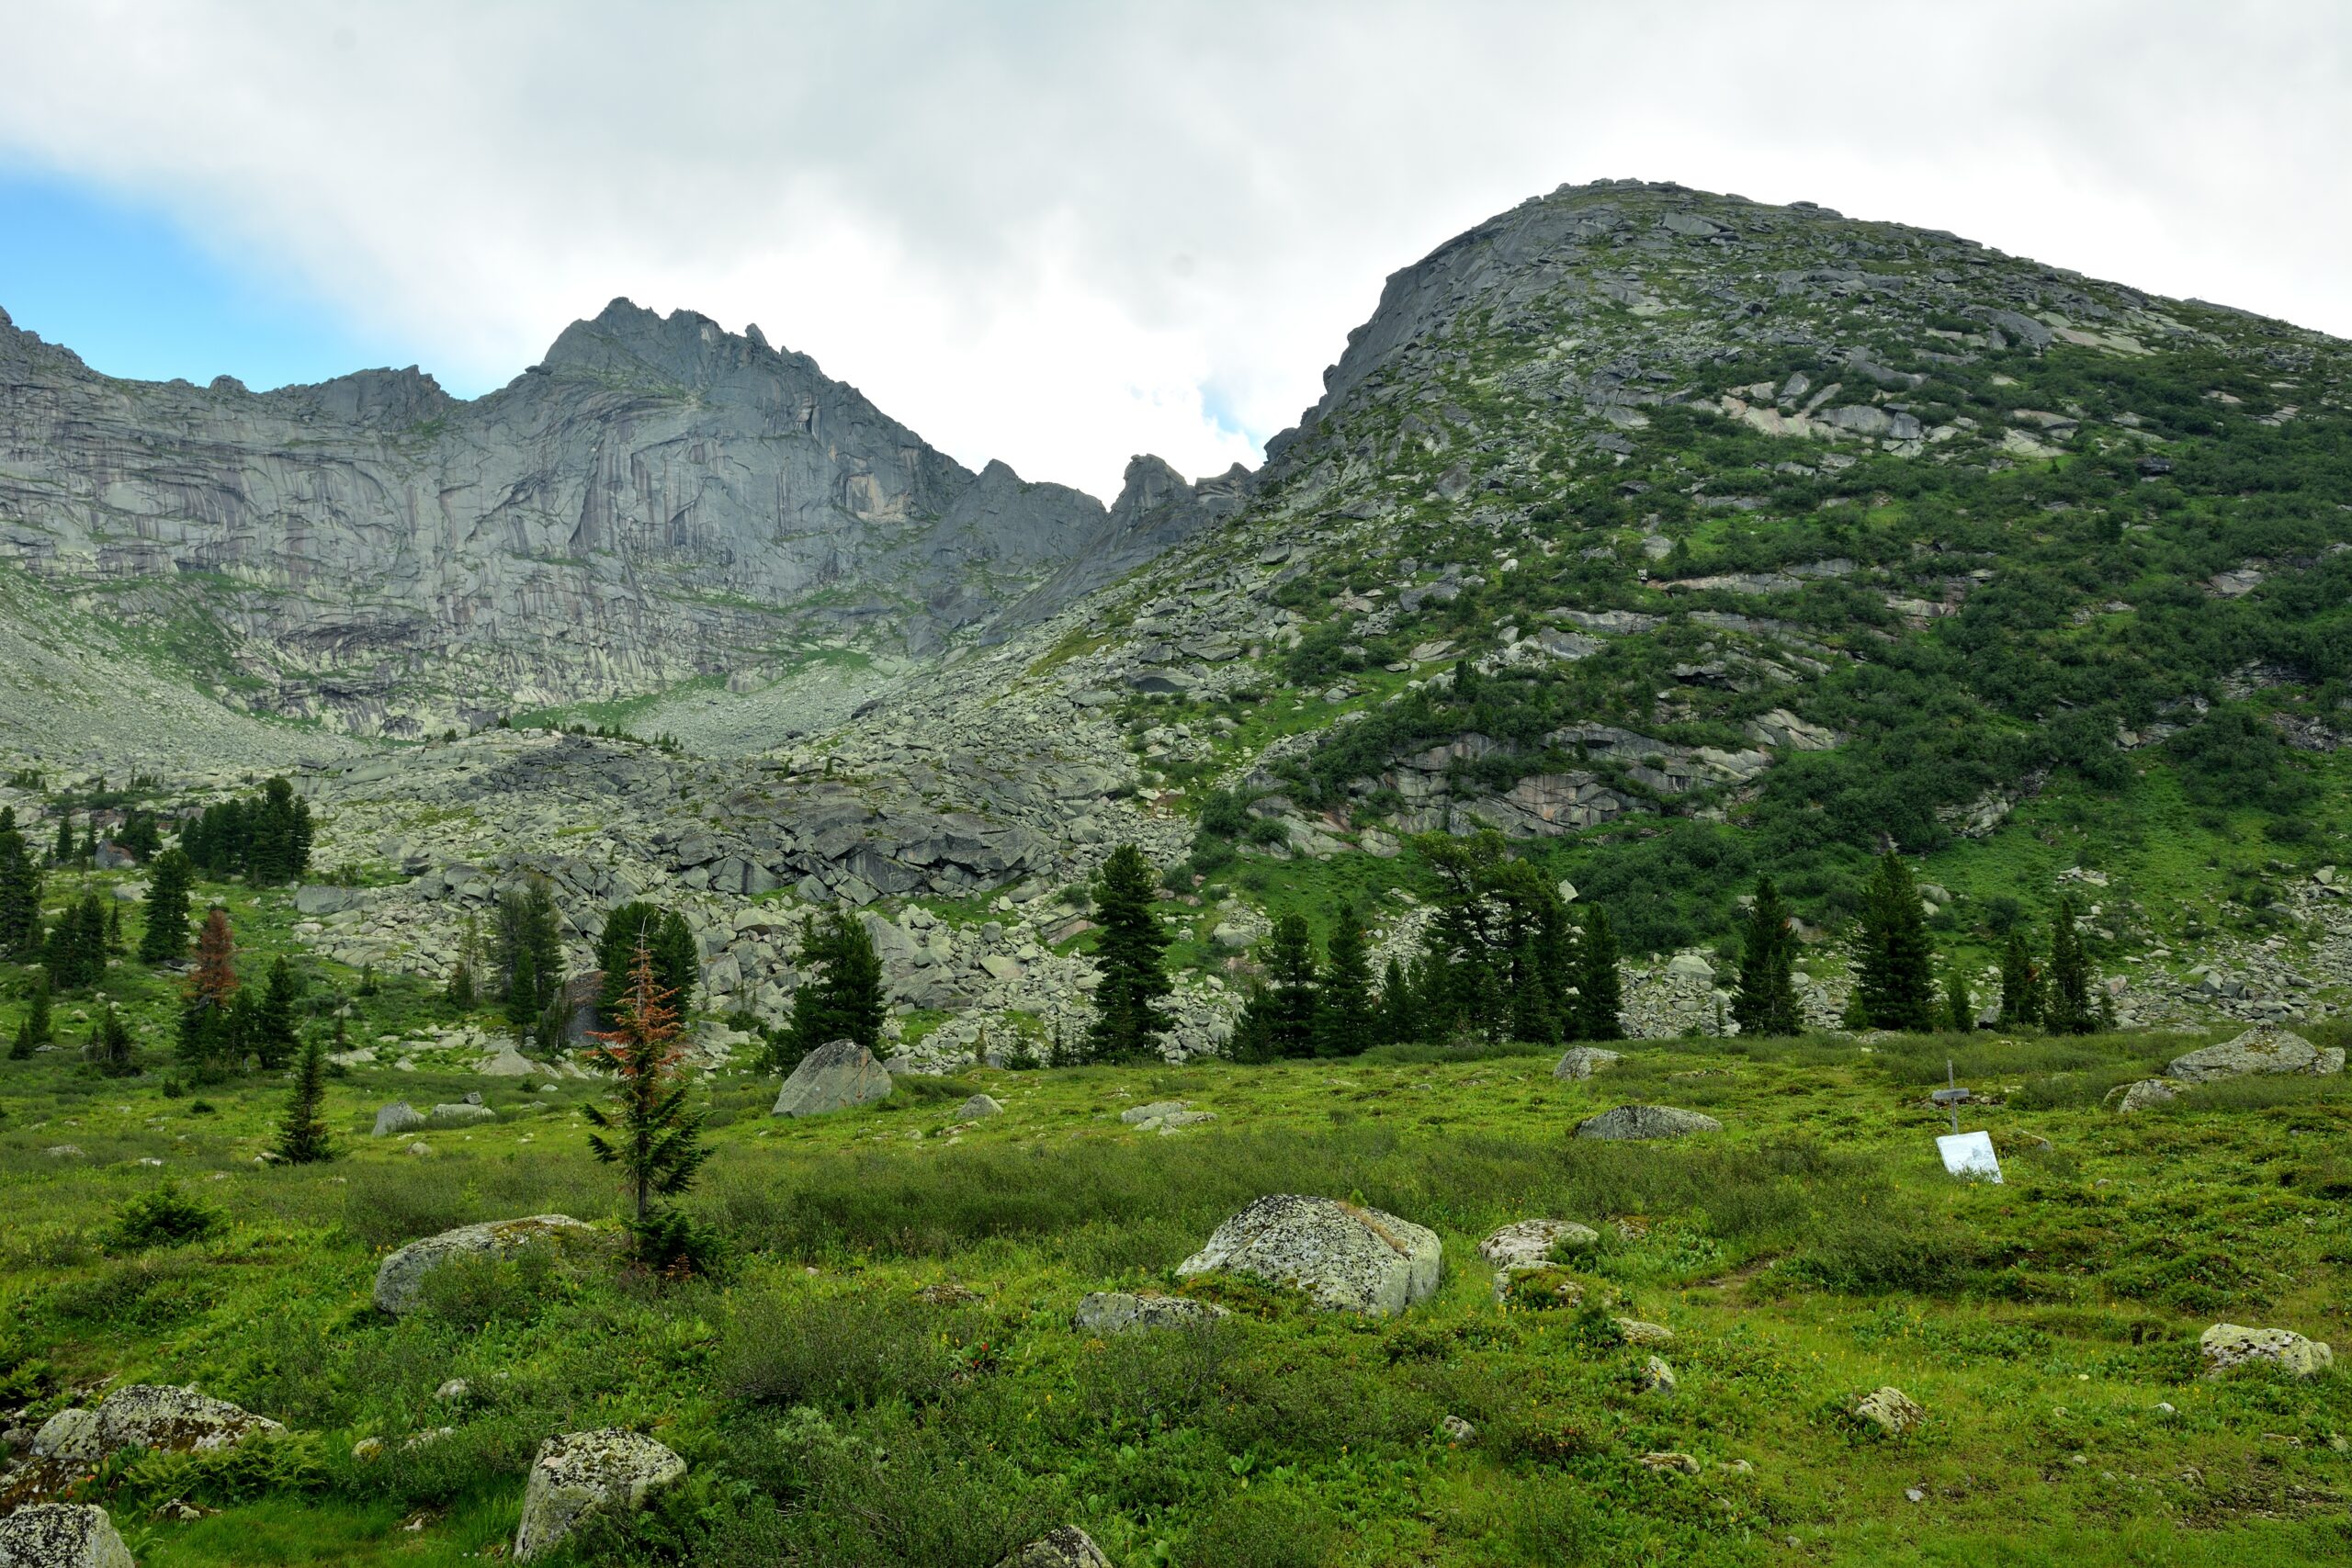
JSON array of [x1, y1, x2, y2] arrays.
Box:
[[1854, 1386, 1924, 1437], [1477, 1218, 1598, 1269], [1616, 1318, 1675, 1347], [1440, 1415, 1476, 1443], [1639, 1450, 1700, 1474], [956, 1093, 1004, 1121], [994, 1526, 1112, 1568], [1553, 1046, 1623, 1080], [2200, 1323, 2334, 1379], [1072, 1292, 1229, 1335], [2104, 1078, 2178, 1114], [1638, 1355, 1678, 1394]]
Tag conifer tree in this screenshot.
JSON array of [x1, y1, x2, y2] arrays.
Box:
[[1942, 965, 1975, 1033], [1853, 852, 1936, 1032], [584, 944, 709, 1257], [45, 891, 108, 990], [1574, 907, 1624, 1043], [0, 809, 41, 956], [1996, 931, 2040, 1026], [178, 908, 240, 1069], [779, 910, 886, 1068], [1084, 843, 1172, 1063], [8, 1017, 29, 1060], [493, 879, 563, 1037], [2041, 896, 2099, 1035], [1374, 956, 1419, 1046], [595, 902, 696, 1019], [1312, 904, 1375, 1058], [88, 1003, 135, 1077], [253, 956, 301, 1069], [274, 1035, 334, 1163], [1730, 876, 1804, 1038], [52, 809, 73, 866], [140, 849, 193, 964], [1250, 912, 1321, 1059], [25, 971, 51, 1045]]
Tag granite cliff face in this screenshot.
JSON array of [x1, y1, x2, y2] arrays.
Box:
[[0, 298, 1241, 735]]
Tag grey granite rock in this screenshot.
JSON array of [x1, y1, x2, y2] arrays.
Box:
[[1574, 1105, 1722, 1140], [771, 1039, 893, 1117], [513, 1428, 686, 1562], [372, 1214, 596, 1315], [1175, 1193, 1441, 1316], [0, 1505, 136, 1568]]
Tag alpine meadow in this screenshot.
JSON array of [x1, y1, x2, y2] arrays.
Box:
[[0, 174, 2348, 1568]]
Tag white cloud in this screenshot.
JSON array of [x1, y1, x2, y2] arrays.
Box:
[[1, 1, 2346, 498]]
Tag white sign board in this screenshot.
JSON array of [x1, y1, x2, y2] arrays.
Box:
[[1937, 1130, 2003, 1183]]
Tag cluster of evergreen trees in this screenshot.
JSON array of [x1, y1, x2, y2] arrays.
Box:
[[181, 776, 314, 885], [175, 912, 303, 1074]]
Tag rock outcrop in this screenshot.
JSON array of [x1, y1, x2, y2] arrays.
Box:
[[2200, 1323, 2335, 1379], [1574, 1105, 1722, 1140], [1175, 1194, 1441, 1315], [1071, 1292, 1231, 1335], [2165, 1025, 2345, 1083], [372, 1214, 596, 1315], [0, 1505, 136, 1568], [770, 1039, 893, 1117], [32, 1384, 283, 1464], [512, 1428, 687, 1562]]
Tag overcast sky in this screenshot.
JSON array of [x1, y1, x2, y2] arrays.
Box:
[[0, 2, 2345, 500]]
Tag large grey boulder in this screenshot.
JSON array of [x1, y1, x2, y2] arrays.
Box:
[[1072, 1292, 1230, 1335], [771, 1039, 893, 1117], [2200, 1323, 2334, 1379], [32, 1384, 284, 1465], [1853, 1386, 1924, 1437], [956, 1093, 1004, 1121], [1574, 1104, 1722, 1140], [427, 1102, 497, 1129], [995, 1527, 1112, 1568], [1175, 1194, 1441, 1316], [2166, 1025, 2345, 1084], [0, 1505, 135, 1568], [372, 1101, 427, 1137], [512, 1428, 686, 1562], [372, 1214, 596, 1315], [1553, 1047, 1622, 1080]]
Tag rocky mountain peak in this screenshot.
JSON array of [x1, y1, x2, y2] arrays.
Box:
[[537, 296, 814, 390]]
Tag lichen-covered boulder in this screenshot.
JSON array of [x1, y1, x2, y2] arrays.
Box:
[[426, 1102, 496, 1128], [2104, 1078, 2179, 1114], [372, 1101, 427, 1137], [1574, 1104, 1721, 1140], [372, 1214, 595, 1315], [1072, 1292, 1230, 1335], [771, 1039, 892, 1117], [994, 1527, 1112, 1568], [1120, 1100, 1216, 1132], [2167, 1025, 2345, 1084], [956, 1093, 1004, 1121], [1477, 1219, 1599, 1269], [0, 1504, 136, 1568], [1175, 1194, 1440, 1316], [2201, 1323, 2335, 1379], [1853, 1386, 1924, 1436], [512, 1428, 686, 1562], [32, 1384, 283, 1464], [1553, 1047, 1623, 1080]]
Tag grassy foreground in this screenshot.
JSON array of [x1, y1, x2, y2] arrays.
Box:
[[2, 1025, 2348, 1566]]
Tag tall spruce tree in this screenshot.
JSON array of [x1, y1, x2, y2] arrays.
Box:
[[1997, 930, 2041, 1027], [178, 907, 240, 1070], [1084, 844, 1173, 1063], [492, 880, 563, 1037], [1250, 912, 1320, 1059], [1730, 876, 1803, 1038], [1315, 903, 1375, 1058], [2041, 896, 2099, 1034], [45, 891, 108, 991], [595, 902, 698, 1020], [584, 944, 709, 1260], [1942, 965, 1975, 1032], [88, 1003, 136, 1077], [1574, 908, 1624, 1043], [141, 849, 194, 964], [1854, 852, 1937, 1032], [274, 1036, 334, 1163], [253, 957, 301, 1069], [1374, 956, 1419, 1046], [25, 971, 51, 1045], [52, 809, 74, 866], [0, 808, 40, 956], [780, 910, 886, 1067]]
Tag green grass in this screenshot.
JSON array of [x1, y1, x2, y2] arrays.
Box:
[[5, 1018, 2347, 1565]]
